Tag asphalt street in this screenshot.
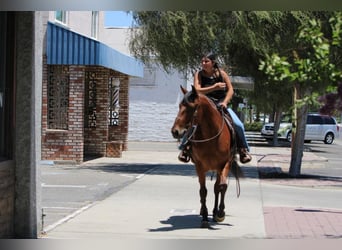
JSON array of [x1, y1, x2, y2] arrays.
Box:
[[40, 131, 342, 236]]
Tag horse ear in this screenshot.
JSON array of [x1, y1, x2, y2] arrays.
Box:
[[191, 85, 197, 96], [191, 85, 199, 100], [180, 85, 188, 94], [187, 85, 198, 103]]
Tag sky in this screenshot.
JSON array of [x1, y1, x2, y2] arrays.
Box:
[[104, 11, 134, 27]]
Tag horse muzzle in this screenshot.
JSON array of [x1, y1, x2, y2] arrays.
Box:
[[171, 127, 187, 139]]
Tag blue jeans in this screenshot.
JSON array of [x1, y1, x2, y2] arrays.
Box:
[[227, 108, 250, 151]]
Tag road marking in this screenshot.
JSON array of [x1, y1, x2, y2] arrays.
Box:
[[136, 167, 156, 179], [97, 182, 109, 186], [41, 183, 87, 188], [119, 174, 135, 178], [42, 206, 78, 210], [42, 203, 94, 233], [170, 208, 197, 214]]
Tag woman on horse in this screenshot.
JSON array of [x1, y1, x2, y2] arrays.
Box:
[[179, 52, 252, 164]]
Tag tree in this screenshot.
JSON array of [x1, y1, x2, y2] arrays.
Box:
[[129, 11, 318, 117], [259, 13, 342, 176], [318, 82, 342, 115], [318, 13, 342, 115]]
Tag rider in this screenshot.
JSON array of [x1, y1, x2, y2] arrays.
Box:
[[178, 52, 252, 164]]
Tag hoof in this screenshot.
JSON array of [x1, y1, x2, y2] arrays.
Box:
[[214, 211, 225, 222], [201, 220, 210, 228]]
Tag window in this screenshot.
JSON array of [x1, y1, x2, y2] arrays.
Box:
[[55, 11, 67, 24], [47, 65, 69, 130], [91, 11, 99, 39], [0, 12, 14, 160], [307, 115, 323, 125], [323, 116, 336, 125]]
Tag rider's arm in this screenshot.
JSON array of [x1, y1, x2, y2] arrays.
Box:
[[220, 70, 234, 108]]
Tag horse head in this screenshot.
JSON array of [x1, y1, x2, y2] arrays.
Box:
[[171, 85, 199, 139]]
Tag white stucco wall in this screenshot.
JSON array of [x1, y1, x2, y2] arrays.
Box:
[[47, 11, 105, 39], [100, 27, 132, 55], [101, 23, 189, 142]]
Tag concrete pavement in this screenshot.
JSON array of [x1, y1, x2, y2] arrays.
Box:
[[41, 141, 342, 239]]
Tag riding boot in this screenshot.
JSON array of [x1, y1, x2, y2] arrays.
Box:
[[178, 147, 191, 163], [238, 148, 252, 164]]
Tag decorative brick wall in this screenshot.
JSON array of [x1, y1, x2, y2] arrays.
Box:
[[84, 70, 130, 157], [84, 67, 109, 157], [108, 74, 129, 151], [42, 58, 130, 162], [0, 161, 15, 237], [42, 61, 85, 163]]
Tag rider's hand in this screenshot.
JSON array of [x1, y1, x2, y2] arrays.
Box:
[[215, 82, 226, 90], [219, 102, 227, 109]]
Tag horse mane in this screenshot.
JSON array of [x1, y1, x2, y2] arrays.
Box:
[[195, 93, 223, 123], [198, 94, 220, 113], [183, 86, 220, 115]]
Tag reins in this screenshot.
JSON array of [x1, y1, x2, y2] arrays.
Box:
[[188, 108, 226, 143]]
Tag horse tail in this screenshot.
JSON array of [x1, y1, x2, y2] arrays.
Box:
[[231, 159, 244, 178], [231, 159, 243, 198], [224, 110, 243, 197]]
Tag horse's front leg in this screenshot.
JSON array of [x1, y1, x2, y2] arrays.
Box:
[[213, 166, 229, 222], [213, 180, 227, 222], [198, 173, 209, 228]]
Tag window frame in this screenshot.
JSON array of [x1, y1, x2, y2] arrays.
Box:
[[55, 11, 67, 25], [91, 11, 99, 39]]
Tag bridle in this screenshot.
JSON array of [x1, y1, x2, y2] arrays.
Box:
[[182, 95, 226, 144]]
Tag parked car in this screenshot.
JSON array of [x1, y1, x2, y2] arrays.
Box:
[[261, 113, 339, 144]]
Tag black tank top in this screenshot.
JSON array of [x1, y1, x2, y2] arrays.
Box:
[[199, 70, 227, 103]]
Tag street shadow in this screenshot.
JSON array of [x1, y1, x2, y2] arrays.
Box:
[[295, 208, 342, 214], [304, 143, 331, 154], [248, 140, 291, 148], [79, 163, 198, 177], [75, 162, 260, 179], [53, 154, 341, 183], [258, 166, 342, 183], [148, 214, 233, 232]]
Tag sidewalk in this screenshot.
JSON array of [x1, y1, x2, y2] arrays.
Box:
[[42, 142, 342, 239], [253, 145, 342, 239]]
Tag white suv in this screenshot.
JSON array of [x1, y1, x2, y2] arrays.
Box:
[[261, 113, 339, 144]]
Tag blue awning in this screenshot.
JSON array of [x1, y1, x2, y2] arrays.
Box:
[[46, 22, 143, 78]]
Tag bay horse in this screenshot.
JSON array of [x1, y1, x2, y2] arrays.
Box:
[[171, 85, 242, 228]]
